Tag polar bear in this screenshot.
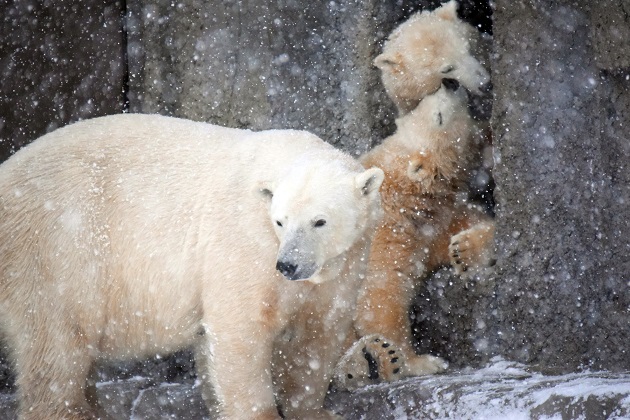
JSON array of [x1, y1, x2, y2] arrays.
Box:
[[0, 114, 384, 419], [374, 0, 491, 115], [333, 82, 494, 390]]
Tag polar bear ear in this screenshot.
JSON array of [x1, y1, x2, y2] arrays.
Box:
[[257, 182, 274, 201], [435, 0, 458, 21], [356, 167, 385, 196], [374, 52, 403, 73]]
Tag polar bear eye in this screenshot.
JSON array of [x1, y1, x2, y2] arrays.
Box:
[[276, 220, 283, 227], [441, 65, 455, 74], [314, 219, 326, 228]]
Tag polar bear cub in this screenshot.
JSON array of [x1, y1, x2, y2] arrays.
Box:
[[333, 82, 495, 390], [374, 0, 490, 114], [0, 114, 384, 420]]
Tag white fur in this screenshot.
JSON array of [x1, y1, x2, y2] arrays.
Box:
[[0, 114, 384, 420]]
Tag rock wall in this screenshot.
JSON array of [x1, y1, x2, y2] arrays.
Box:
[[0, 0, 126, 162], [485, 0, 629, 371], [413, 0, 630, 373], [125, 0, 400, 155]]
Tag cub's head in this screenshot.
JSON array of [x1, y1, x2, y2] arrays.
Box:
[[261, 158, 383, 282], [396, 79, 471, 150], [396, 80, 473, 190], [374, 0, 490, 113]]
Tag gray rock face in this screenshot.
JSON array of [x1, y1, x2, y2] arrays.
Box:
[[125, 0, 399, 155], [0, 0, 126, 162], [486, 0, 630, 371], [326, 358, 630, 419], [413, 0, 630, 374], [411, 268, 496, 369]]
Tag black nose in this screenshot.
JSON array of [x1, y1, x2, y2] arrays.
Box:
[[276, 260, 298, 279], [442, 78, 460, 91]]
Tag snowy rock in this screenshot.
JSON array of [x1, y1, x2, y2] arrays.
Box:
[[98, 378, 153, 419], [0, 378, 217, 420], [326, 358, 630, 419], [126, 382, 215, 419]]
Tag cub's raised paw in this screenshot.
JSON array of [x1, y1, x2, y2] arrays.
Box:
[[449, 221, 495, 276], [332, 334, 406, 391]]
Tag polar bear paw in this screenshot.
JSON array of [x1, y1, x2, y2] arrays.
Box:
[[332, 334, 406, 391], [449, 221, 495, 276], [404, 353, 449, 377]]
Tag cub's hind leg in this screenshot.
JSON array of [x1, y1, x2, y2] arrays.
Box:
[[354, 226, 447, 384]]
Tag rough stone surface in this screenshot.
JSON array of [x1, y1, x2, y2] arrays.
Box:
[[406, 0, 630, 375], [0, 0, 126, 162], [411, 268, 496, 370], [590, 1, 630, 71], [485, 0, 630, 370], [327, 358, 630, 419], [125, 0, 400, 155]]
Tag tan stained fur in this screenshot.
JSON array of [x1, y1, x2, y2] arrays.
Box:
[[374, 0, 490, 115], [354, 86, 495, 377]]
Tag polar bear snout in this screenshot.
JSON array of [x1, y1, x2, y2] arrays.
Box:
[[275, 228, 321, 280], [276, 260, 299, 280], [276, 257, 317, 281]]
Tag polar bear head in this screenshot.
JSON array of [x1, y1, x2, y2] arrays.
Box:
[[262, 158, 384, 282], [374, 0, 490, 114], [396, 80, 473, 191]]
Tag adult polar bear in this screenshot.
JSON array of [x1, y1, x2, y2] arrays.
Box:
[[0, 114, 384, 419]]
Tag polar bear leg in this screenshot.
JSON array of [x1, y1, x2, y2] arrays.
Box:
[[196, 323, 280, 420], [274, 308, 349, 419], [12, 318, 97, 420], [332, 335, 406, 390], [355, 264, 417, 361], [332, 334, 447, 391]]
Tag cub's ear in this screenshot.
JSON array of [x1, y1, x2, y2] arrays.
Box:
[[373, 52, 403, 73], [435, 0, 458, 21], [356, 167, 384, 196]]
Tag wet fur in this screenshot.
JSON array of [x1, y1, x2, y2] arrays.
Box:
[[353, 87, 495, 379]]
